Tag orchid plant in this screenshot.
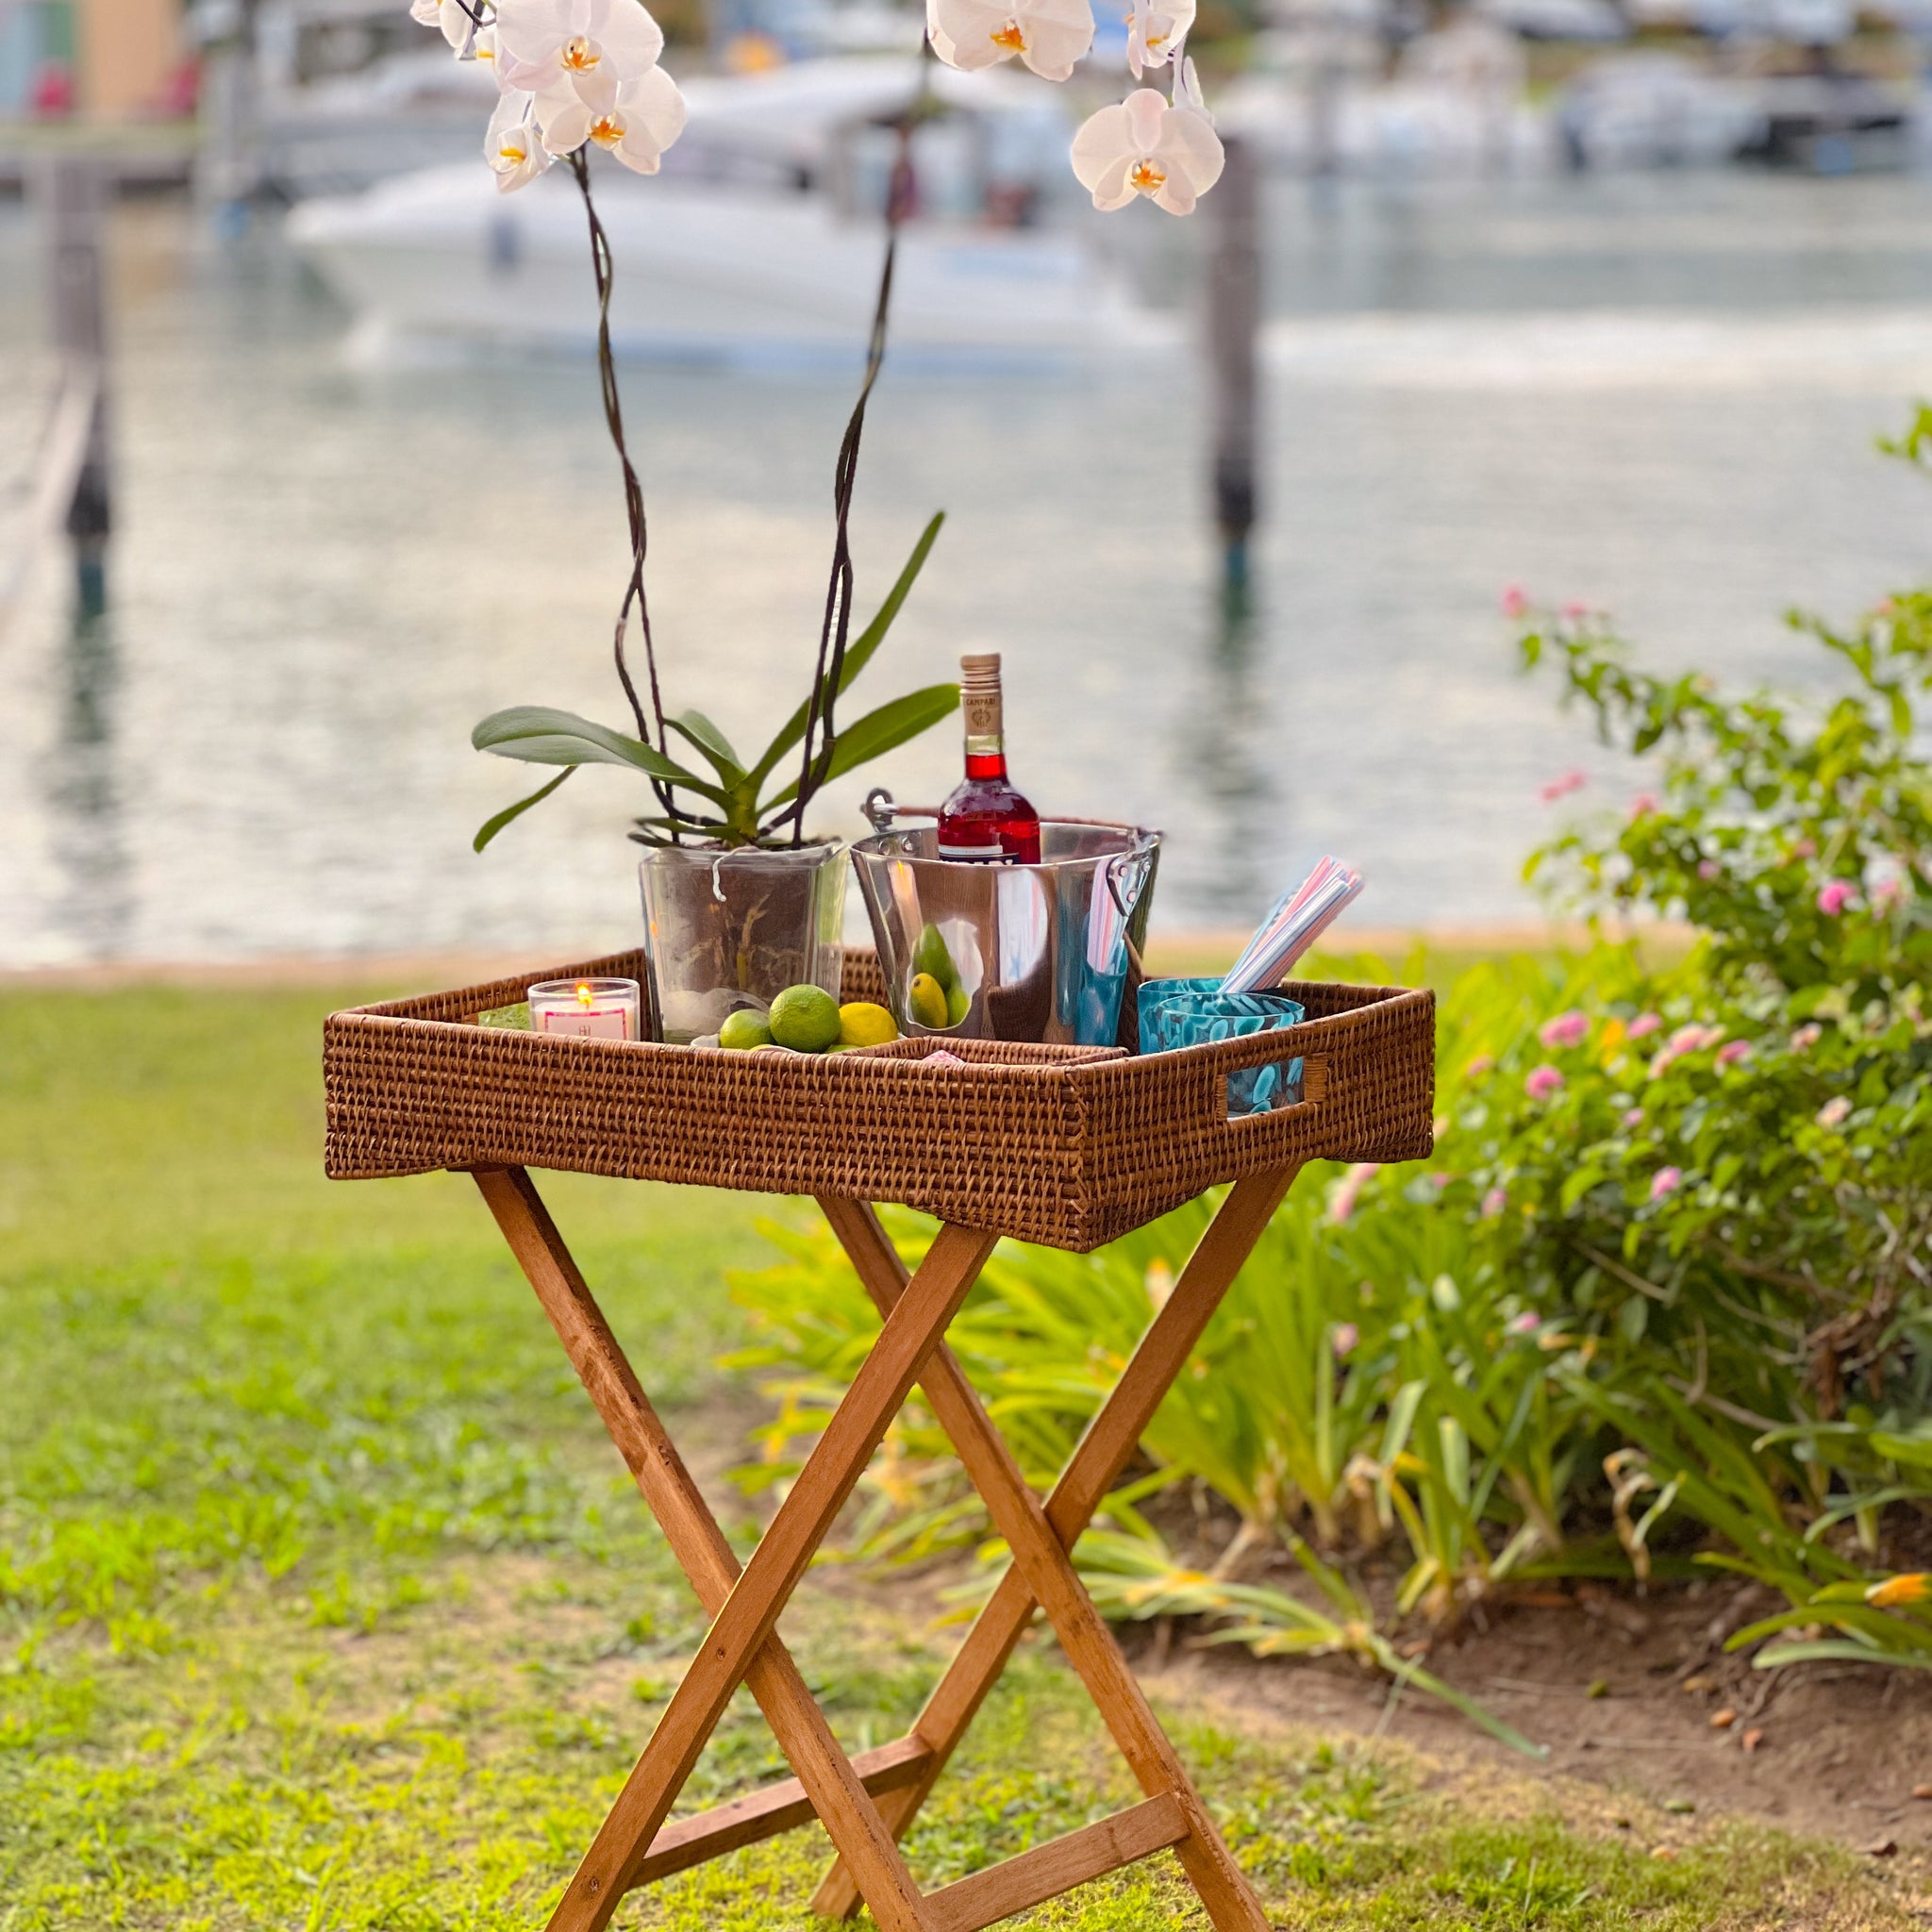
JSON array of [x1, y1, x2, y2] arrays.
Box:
[[420, 0, 959, 853], [415, 0, 1224, 851]]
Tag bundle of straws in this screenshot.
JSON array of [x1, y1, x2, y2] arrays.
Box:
[[1220, 858, 1365, 995]]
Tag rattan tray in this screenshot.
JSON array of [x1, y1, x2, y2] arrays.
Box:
[[325, 948, 1435, 1251]]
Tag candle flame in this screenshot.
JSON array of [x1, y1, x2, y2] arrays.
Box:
[[576, 982, 594, 1007]]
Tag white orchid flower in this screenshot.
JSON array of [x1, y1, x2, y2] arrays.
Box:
[[1125, 0, 1192, 78], [1070, 80, 1223, 214], [1175, 52, 1209, 112], [494, 0, 665, 113], [486, 90, 554, 191], [926, 0, 1093, 83], [411, 0, 484, 54], [541, 65, 686, 170]]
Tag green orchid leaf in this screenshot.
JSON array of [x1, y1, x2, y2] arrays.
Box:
[[761, 683, 958, 815], [669, 710, 746, 784], [472, 706, 726, 806], [473, 768, 574, 853], [748, 511, 945, 791]]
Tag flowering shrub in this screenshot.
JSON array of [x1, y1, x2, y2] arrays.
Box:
[[1450, 508, 1932, 1664], [730, 434, 1932, 1703]]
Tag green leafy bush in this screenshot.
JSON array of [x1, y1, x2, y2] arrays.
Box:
[[733, 433, 1932, 1699]]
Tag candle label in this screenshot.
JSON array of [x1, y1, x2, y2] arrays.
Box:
[[540, 1008, 631, 1041]]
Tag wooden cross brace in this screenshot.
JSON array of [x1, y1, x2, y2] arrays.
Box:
[[473, 1162, 1300, 1932]]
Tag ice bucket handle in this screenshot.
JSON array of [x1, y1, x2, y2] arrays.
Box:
[[862, 788, 940, 835], [1106, 833, 1158, 923]]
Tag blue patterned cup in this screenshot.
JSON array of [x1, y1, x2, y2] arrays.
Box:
[[1137, 977, 1305, 1116]]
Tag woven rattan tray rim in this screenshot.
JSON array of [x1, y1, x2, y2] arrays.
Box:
[[326, 974, 1428, 1094]]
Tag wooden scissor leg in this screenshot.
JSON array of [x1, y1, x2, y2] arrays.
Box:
[[475, 1167, 993, 1932], [811, 1171, 1300, 1925]]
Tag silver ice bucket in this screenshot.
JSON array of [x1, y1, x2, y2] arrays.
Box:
[[851, 808, 1160, 1048]]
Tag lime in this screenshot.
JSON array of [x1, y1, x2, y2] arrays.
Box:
[[838, 1001, 899, 1049], [719, 1009, 774, 1052], [913, 922, 958, 991], [767, 983, 841, 1053], [908, 973, 949, 1030], [945, 983, 971, 1027]]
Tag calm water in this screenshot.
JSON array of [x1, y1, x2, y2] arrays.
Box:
[[5, 169, 1932, 968]]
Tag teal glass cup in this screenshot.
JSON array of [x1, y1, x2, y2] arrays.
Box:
[[1137, 977, 1306, 1116]]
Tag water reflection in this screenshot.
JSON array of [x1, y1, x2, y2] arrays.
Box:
[[1168, 571, 1277, 924], [8, 178, 1932, 967], [44, 596, 132, 959]]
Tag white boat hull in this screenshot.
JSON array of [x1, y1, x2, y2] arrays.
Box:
[[288, 164, 1166, 364]]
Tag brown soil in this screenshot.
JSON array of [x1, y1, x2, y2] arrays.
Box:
[[695, 1365, 1932, 1857], [1116, 1578, 1932, 1856]]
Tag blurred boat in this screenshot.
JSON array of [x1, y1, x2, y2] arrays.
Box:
[[1217, 12, 1555, 174], [1733, 68, 1915, 171], [285, 62, 1163, 364], [1556, 52, 1765, 166], [1557, 48, 1914, 171], [244, 0, 923, 197]]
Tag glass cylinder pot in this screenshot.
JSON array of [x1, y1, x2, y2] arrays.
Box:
[[638, 841, 847, 1044]]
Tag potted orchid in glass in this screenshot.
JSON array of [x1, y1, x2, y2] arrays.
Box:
[[413, 0, 1225, 1041]]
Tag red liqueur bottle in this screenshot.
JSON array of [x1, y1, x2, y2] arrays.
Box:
[[937, 653, 1041, 864]]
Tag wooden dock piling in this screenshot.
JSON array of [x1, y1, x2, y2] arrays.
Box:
[[34, 155, 113, 615], [1207, 134, 1260, 582]]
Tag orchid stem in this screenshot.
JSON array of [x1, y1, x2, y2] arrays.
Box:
[[787, 56, 930, 846], [568, 147, 678, 834]]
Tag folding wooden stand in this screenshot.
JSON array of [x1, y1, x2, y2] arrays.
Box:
[[326, 944, 1434, 1929], [472, 1162, 1300, 1932]]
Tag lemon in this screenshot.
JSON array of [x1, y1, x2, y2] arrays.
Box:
[[913, 922, 958, 991], [838, 1002, 898, 1048], [719, 1009, 774, 1051], [908, 973, 949, 1030], [945, 983, 971, 1027], [767, 983, 841, 1053]]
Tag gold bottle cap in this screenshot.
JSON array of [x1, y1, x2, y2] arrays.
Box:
[[959, 655, 1002, 738]]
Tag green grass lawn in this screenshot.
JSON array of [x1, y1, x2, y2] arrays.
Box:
[[0, 980, 1910, 1928]]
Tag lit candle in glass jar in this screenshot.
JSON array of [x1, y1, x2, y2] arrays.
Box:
[[527, 977, 641, 1041]]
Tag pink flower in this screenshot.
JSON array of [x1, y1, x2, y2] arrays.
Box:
[[1481, 1186, 1507, 1219], [1818, 880, 1857, 915], [1538, 1009, 1591, 1051], [1874, 874, 1907, 911], [1697, 859, 1720, 882], [1627, 1013, 1662, 1041], [1430, 1172, 1453, 1189], [1629, 792, 1658, 820], [1816, 1096, 1851, 1128], [1562, 600, 1590, 621], [1791, 838, 1817, 860], [1332, 1323, 1359, 1357], [1501, 582, 1528, 619], [1650, 1022, 1721, 1079], [1790, 1023, 1822, 1052], [1649, 1166, 1683, 1202], [1539, 770, 1588, 804], [1329, 1161, 1380, 1224], [1464, 1054, 1494, 1079], [1509, 1311, 1541, 1334], [1524, 1064, 1566, 1101], [1623, 1108, 1644, 1129], [1715, 1040, 1753, 1068]]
